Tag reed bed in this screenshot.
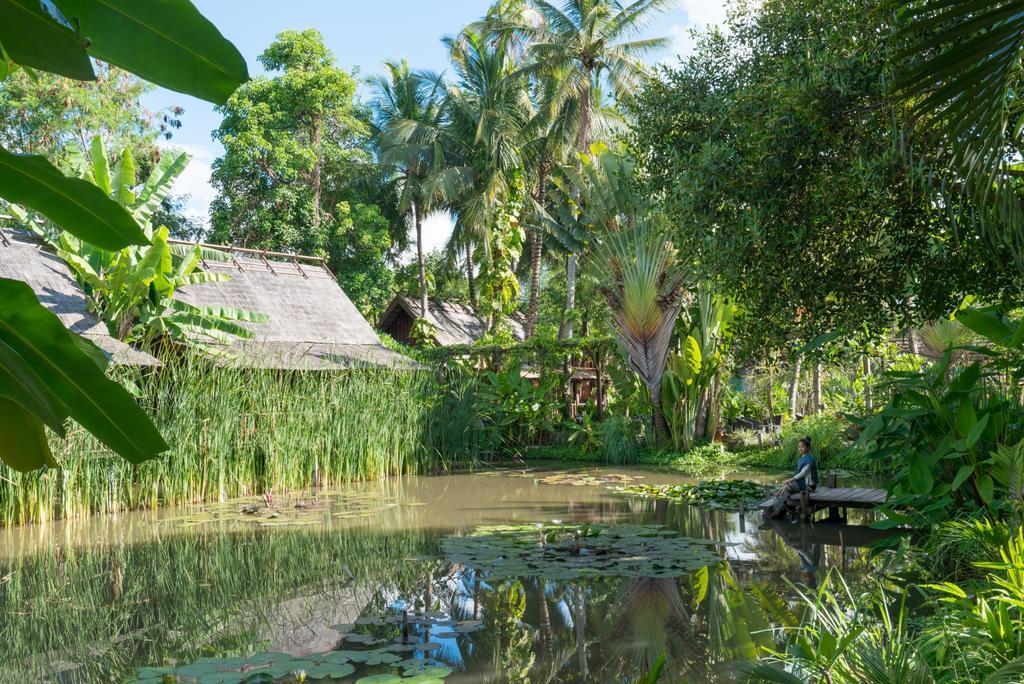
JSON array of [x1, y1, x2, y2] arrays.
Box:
[[0, 355, 493, 525]]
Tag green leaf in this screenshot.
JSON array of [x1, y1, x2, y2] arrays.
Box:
[[0, 337, 67, 433], [0, 278, 167, 463], [0, 0, 94, 79], [951, 463, 974, 491], [976, 473, 994, 504], [908, 453, 934, 494], [957, 308, 1013, 346], [966, 413, 990, 448], [89, 136, 111, 196], [0, 396, 57, 471], [53, 0, 248, 104], [111, 147, 136, 207], [0, 146, 148, 250]]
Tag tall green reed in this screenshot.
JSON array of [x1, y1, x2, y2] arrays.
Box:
[[0, 354, 494, 525]]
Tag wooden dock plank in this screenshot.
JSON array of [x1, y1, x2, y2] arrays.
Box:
[[757, 486, 887, 513]]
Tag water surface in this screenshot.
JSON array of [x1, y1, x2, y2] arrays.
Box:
[[0, 465, 887, 682]]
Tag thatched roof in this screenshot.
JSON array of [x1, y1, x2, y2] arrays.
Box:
[[171, 241, 412, 370], [0, 230, 158, 366], [378, 295, 526, 347]]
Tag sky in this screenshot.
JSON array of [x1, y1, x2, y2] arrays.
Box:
[[144, 0, 728, 255]]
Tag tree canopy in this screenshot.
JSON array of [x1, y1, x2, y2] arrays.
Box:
[[209, 29, 398, 314]]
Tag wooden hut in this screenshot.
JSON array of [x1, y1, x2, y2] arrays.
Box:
[[376, 295, 526, 347], [0, 229, 158, 366], [171, 241, 411, 370]]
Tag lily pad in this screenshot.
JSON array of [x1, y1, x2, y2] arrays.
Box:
[[612, 479, 768, 510], [441, 523, 723, 579]]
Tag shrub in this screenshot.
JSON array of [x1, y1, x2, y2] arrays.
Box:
[[598, 415, 643, 464]]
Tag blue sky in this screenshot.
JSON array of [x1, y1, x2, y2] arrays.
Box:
[[147, 0, 727, 253]]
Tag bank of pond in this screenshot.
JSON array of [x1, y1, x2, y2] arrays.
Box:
[[2, 466, 1019, 683]]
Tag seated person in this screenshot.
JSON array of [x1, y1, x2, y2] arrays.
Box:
[[767, 437, 818, 518]]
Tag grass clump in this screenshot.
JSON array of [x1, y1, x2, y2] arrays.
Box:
[[0, 355, 493, 525]]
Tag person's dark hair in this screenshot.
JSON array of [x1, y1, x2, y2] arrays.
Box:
[[799, 436, 812, 449]]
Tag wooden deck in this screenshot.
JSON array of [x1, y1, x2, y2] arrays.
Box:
[[758, 485, 887, 521]]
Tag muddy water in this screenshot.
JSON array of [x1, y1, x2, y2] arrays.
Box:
[[0, 465, 888, 683]]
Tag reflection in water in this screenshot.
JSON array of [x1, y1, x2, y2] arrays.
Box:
[[0, 468, 892, 682]]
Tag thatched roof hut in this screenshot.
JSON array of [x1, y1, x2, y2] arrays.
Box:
[[0, 229, 158, 366], [377, 295, 526, 347], [171, 241, 411, 370]]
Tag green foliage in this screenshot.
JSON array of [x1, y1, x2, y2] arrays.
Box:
[[661, 286, 731, 450], [0, 64, 163, 160], [780, 414, 851, 467], [0, 357, 492, 525], [0, 0, 243, 472], [37, 138, 268, 349], [597, 415, 643, 464], [210, 29, 395, 313], [0, 279, 167, 471], [477, 364, 560, 449], [630, 0, 1019, 355], [441, 522, 723, 579], [615, 479, 768, 510], [853, 351, 1024, 525]]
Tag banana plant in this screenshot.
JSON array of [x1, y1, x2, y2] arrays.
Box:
[[0, 0, 247, 471], [29, 137, 267, 351], [661, 286, 731, 450]]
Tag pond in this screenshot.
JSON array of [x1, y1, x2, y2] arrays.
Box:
[[0, 465, 890, 683]]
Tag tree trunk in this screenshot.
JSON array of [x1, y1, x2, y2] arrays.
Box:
[[561, 80, 591, 342], [466, 241, 477, 308], [526, 167, 546, 338], [812, 361, 822, 414], [649, 382, 669, 444], [788, 355, 803, 418], [766, 360, 777, 436], [561, 253, 577, 340], [907, 328, 919, 355], [310, 115, 323, 236], [694, 388, 710, 441], [863, 356, 873, 412], [414, 200, 428, 318]]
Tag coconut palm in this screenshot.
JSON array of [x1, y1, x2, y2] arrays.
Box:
[[897, 0, 1024, 259], [368, 60, 448, 318], [439, 29, 530, 323], [515, 0, 673, 338]]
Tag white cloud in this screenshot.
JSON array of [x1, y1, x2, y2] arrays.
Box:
[[681, 0, 728, 26], [157, 141, 218, 228], [397, 209, 455, 265], [665, 0, 729, 60]]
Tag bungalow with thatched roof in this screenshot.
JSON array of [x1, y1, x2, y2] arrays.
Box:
[[377, 295, 526, 347], [171, 241, 410, 370], [0, 229, 158, 366]]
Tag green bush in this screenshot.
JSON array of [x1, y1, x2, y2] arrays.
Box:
[[598, 415, 643, 464]]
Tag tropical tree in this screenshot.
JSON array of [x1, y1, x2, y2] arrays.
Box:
[[18, 138, 268, 351], [369, 60, 448, 318], [440, 28, 530, 327], [897, 0, 1024, 264], [0, 0, 247, 470], [207, 30, 398, 314], [515, 0, 673, 339], [597, 223, 687, 442]]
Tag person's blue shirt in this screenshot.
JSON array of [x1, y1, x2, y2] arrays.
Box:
[[794, 453, 817, 490]]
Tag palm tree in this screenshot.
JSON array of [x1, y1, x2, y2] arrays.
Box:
[[439, 29, 529, 326], [898, 0, 1024, 260], [597, 223, 687, 441], [368, 60, 448, 318], [515, 0, 673, 338]]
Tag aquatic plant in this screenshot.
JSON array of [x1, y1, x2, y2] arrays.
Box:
[[128, 646, 454, 683], [0, 356, 494, 525], [613, 480, 768, 510], [441, 523, 724, 579]]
